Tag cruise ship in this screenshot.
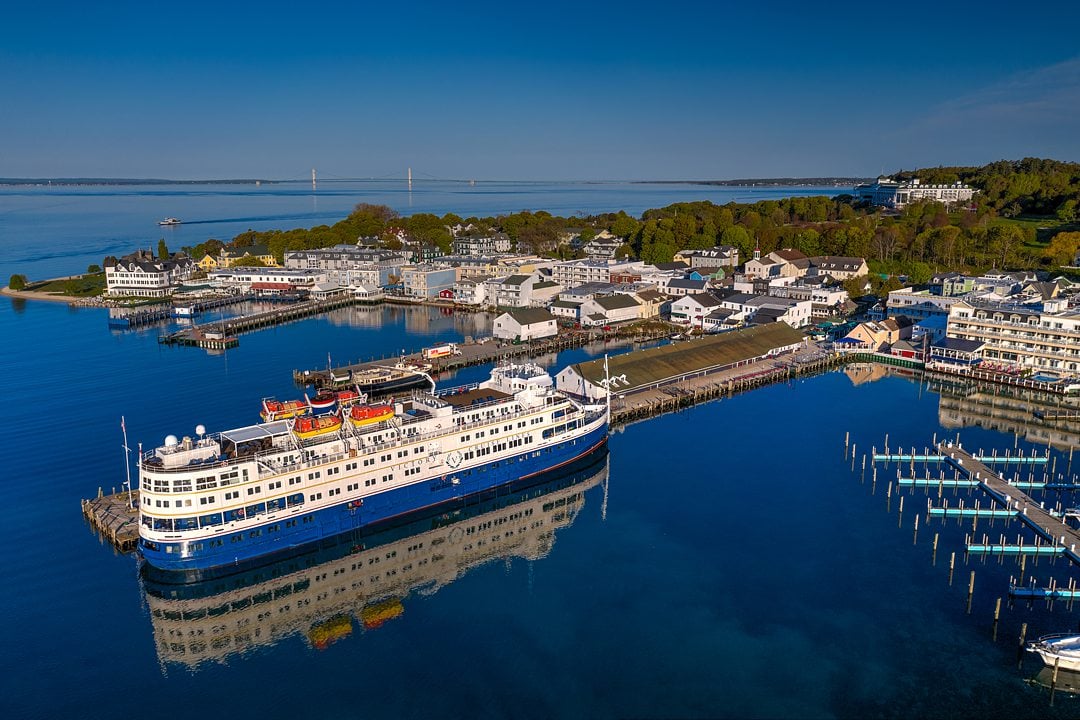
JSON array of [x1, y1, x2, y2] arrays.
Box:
[[142, 453, 608, 669], [138, 363, 609, 574]]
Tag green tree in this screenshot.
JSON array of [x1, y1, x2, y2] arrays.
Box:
[[1045, 231, 1080, 267], [87, 264, 102, 274], [8, 274, 27, 290], [230, 256, 267, 267], [157, 239, 169, 259], [1057, 199, 1078, 222]]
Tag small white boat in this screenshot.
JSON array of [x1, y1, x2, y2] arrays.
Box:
[[158, 217, 182, 226], [1029, 634, 1080, 671]]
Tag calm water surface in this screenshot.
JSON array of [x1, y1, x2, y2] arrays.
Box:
[[4, 296, 1080, 719], [0, 180, 842, 282]]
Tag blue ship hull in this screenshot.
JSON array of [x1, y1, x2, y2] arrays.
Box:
[[142, 447, 609, 590], [140, 421, 608, 575]]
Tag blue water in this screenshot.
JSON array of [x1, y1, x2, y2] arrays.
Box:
[[4, 295, 1080, 719], [0, 180, 842, 282], [4, 182, 1080, 718]]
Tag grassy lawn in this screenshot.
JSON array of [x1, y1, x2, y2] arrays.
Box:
[[27, 273, 107, 297], [997, 215, 1080, 248]]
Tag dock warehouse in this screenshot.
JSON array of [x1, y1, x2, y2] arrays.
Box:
[[555, 323, 806, 401]]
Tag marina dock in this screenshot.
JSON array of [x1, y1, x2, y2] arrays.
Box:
[[109, 293, 253, 329], [938, 443, 1080, 563], [293, 323, 674, 388], [81, 488, 140, 553], [161, 292, 381, 348]]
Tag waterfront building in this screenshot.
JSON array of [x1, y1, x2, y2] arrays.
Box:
[[218, 244, 279, 268], [452, 276, 490, 305], [767, 283, 849, 320], [744, 296, 814, 328], [886, 287, 964, 321], [577, 294, 641, 327], [556, 323, 804, 401], [945, 297, 1080, 375], [492, 308, 558, 341], [928, 337, 985, 368], [208, 268, 327, 293], [853, 177, 977, 209], [670, 293, 725, 327], [402, 265, 458, 299], [842, 317, 914, 352], [284, 246, 405, 289], [105, 250, 196, 298], [482, 273, 562, 309]]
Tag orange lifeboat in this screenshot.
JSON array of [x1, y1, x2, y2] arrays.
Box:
[[293, 413, 343, 439], [261, 398, 310, 422], [349, 404, 394, 427]]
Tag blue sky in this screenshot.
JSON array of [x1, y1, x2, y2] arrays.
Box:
[[2, 0, 1079, 180]]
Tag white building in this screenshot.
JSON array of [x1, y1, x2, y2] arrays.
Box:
[[670, 293, 725, 326], [493, 308, 558, 341], [946, 298, 1080, 375], [105, 250, 195, 298], [402, 265, 458, 299], [853, 177, 977, 209], [209, 267, 328, 293], [451, 235, 511, 256], [284, 245, 405, 289], [578, 294, 641, 327], [551, 259, 641, 289]]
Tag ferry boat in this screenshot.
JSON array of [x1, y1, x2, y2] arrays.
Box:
[[1029, 634, 1080, 671], [137, 363, 610, 573], [140, 453, 608, 668], [158, 217, 183, 226], [347, 364, 435, 396]]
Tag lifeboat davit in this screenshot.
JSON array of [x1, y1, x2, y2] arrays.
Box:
[[349, 404, 394, 427]]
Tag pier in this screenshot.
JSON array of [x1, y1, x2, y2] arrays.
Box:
[[293, 323, 675, 388], [937, 443, 1080, 562], [81, 488, 140, 553], [109, 293, 254, 329]]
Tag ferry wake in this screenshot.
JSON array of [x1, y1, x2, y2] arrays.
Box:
[[137, 363, 610, 573]]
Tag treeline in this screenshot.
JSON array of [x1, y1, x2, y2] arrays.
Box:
[[184, 158, 1080, 278], [892, 157, 1080, 218]]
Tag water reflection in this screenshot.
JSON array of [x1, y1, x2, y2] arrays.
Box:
[[933, 378, 1080, 451], [141, 452, 609, 670]]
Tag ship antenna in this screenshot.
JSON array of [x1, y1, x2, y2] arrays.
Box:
[[604, 353, 611, 422], [121, 416, 133, 509]]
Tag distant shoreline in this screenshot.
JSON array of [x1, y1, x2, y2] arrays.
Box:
[[0, 177, 866, 188]]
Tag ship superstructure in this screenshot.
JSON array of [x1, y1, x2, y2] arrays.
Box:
[[138, 364, 608, 572]]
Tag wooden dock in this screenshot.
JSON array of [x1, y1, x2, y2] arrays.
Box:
[[81, 488, 141, 553], [294, 323, 675, 388], [161, 292, 380, 347]]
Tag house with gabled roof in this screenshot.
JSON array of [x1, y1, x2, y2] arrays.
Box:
[[493, 307, 558, 341]]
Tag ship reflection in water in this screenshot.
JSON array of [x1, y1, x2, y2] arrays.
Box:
[[141, 452, 609, 670]]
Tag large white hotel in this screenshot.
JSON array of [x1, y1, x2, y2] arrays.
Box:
[[946, 297, 1080, 375]]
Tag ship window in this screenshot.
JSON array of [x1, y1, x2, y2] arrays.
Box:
[[286, 493, 304, 507], [199, 513, 223, 527]]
